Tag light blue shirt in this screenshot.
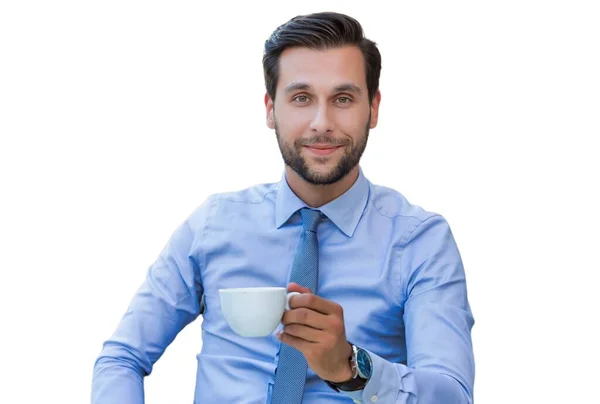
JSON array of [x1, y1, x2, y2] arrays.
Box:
[[92, 168, 475, 403]]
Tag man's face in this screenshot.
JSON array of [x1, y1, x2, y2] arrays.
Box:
[[265, 46, 380, 185]]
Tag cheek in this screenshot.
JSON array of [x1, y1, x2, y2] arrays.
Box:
[[276, 107, 310, 134], [336, 109, 369, 132]]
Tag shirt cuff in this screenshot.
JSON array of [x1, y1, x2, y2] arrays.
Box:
[[340, 348, 405, 403]]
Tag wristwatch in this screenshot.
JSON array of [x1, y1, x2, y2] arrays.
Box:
[[325, 343, 373, 392]]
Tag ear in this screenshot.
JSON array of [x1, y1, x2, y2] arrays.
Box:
[[368, 90, 382, 129], [265, 93, 275, 129]]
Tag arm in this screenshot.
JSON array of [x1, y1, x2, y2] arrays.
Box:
[[346, 215, 475, 403], [91, 217, 203, 404]]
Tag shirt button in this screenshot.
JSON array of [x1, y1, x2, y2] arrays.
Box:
[[371, 395, 378, 402], [353, 400, 362, 404]]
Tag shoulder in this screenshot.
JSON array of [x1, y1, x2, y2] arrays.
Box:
[[368, 181, 439, 223], [209, 182, 279, 205], [186, 181, 280, 228], [367, 181, 453, 245]]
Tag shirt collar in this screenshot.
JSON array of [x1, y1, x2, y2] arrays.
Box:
[[275, 167, 370, 237]]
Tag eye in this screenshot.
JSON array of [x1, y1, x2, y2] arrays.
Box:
[[336, 96, 352, 104], [292, 95, 310, 104]]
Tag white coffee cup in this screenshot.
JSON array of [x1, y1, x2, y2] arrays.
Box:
[[219, 287, 300, 337]]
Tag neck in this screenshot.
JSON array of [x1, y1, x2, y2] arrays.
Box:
[[285, 166, 360, 208]]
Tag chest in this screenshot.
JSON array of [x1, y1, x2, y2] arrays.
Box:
[[199, 221, 407, 359]]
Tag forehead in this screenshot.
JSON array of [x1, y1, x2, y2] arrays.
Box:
[[276, 46, 367, 93]]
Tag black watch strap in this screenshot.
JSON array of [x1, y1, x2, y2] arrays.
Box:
[[325, 374, 368, 392]]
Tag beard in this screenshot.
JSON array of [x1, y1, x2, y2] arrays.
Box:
[[275, 115, 370, 186]]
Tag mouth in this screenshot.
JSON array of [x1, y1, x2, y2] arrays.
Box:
[[303, 145, 344, 156]]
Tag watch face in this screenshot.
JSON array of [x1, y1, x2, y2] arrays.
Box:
[[356, 349, 372, 378]]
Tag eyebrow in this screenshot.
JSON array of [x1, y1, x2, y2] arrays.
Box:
[[283, 82, 363, 95]]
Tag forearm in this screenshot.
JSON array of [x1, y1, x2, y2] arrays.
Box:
[[344, 351, 472, 404], [92, 354, 145, 404], [91, 284, 197, 404], [91, 218, 203, 403]]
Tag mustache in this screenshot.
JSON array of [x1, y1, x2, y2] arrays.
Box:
[[296, 136, 350, 147]]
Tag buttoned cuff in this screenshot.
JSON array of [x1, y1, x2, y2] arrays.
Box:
[[340, 349, 405, 403]]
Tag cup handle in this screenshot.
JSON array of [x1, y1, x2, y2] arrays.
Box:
[[285, 291, 301, 311]]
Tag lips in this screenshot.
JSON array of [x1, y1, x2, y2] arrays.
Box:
[[304, 145, 342, 156]]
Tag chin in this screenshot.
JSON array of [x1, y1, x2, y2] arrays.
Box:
[[307, 163, 337, 176], [303, 168, 345, 185]]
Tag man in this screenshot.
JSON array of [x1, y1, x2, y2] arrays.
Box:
[[92, 11, 475, 404]]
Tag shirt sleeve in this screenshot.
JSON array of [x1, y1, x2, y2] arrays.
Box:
[[342, 214, 475, 404], [91, 206, 206, 404]]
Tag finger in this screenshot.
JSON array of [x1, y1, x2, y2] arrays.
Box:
[[277, 329, 312, 352], [286, 282, 312, 294], [289, 293, 341, 316], [282, 307, 329, 330], [283, 324, 326, 343]]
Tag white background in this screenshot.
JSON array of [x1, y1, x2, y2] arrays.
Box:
[[1, 1, 599, 403]]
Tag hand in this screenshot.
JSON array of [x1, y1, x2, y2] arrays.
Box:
[[277, 282, 353, 383]]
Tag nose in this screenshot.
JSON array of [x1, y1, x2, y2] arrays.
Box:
[[309, 104, 334, 134]]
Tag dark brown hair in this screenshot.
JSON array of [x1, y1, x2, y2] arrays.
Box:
[[263, 12, 382, 103]]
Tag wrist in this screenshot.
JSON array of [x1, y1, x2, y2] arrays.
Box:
[[325, 343, 372, 393], [329, 342, 354, 383]]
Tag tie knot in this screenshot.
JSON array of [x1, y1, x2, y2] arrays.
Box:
[[300, 208, 321, 232]]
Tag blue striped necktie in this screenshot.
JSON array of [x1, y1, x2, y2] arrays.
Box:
[[270, 208, 322, 404]]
